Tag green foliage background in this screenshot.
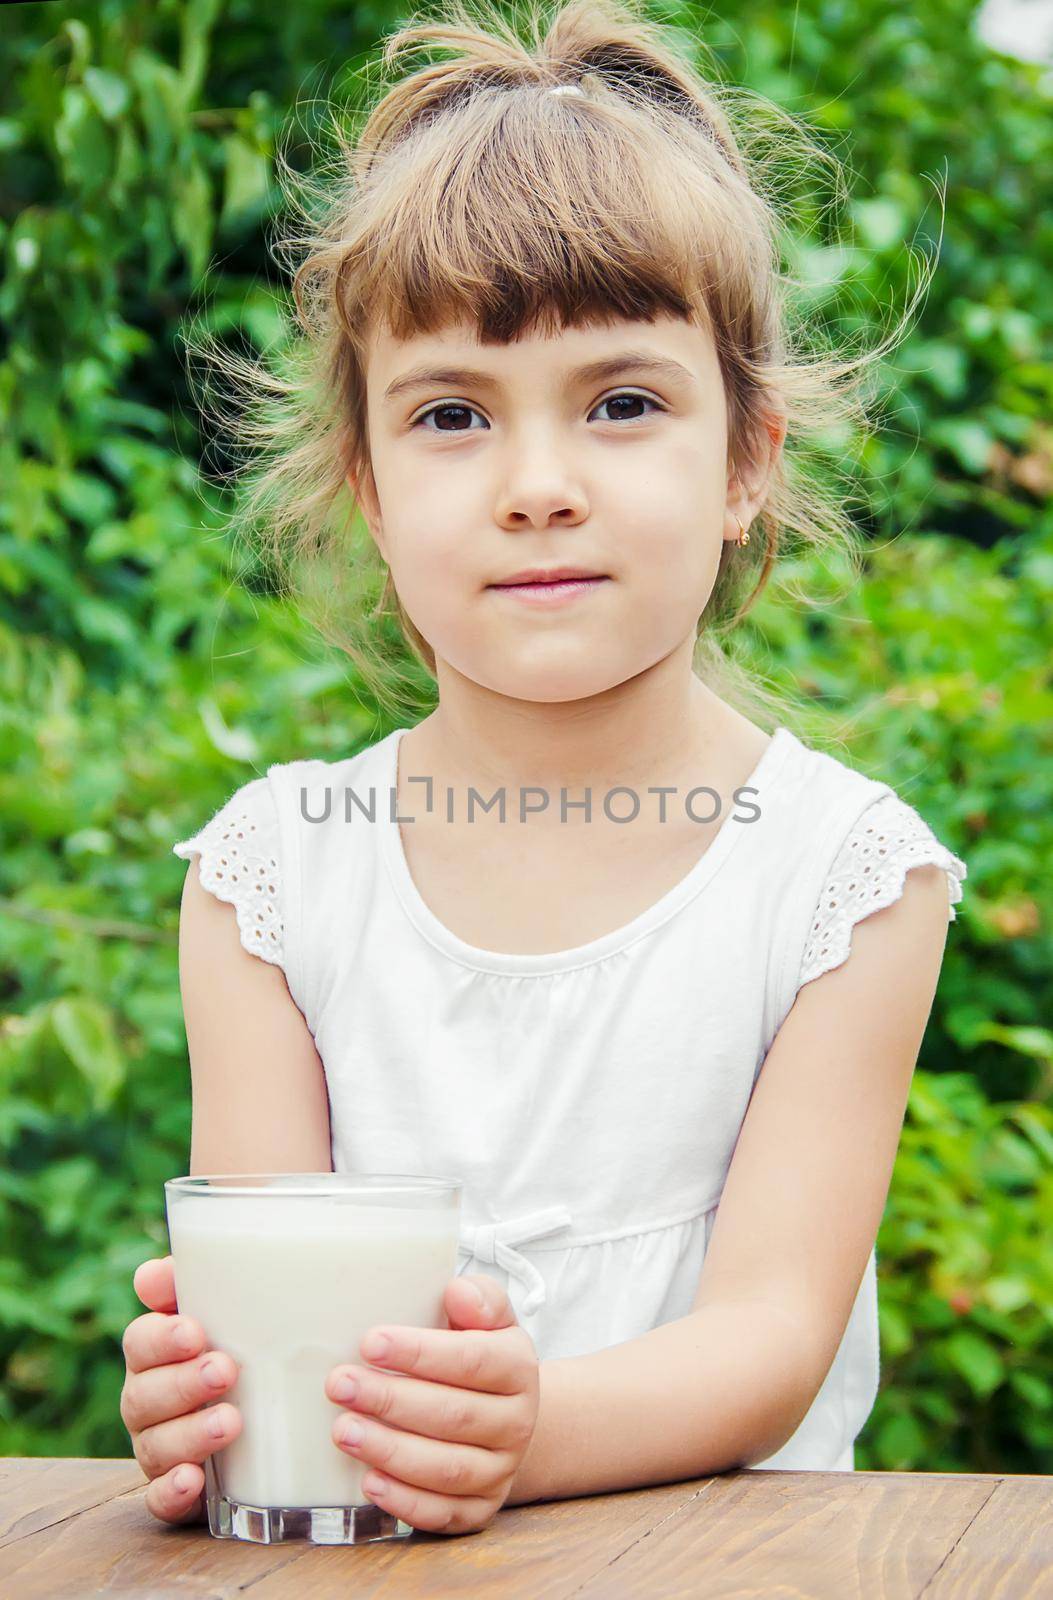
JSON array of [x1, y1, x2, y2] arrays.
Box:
[[1, 0, 1050, 1474]]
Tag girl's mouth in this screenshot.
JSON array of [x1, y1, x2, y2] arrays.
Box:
[[487, 577, 610, 606]]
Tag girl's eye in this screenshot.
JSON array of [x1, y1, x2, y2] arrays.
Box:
[[412, 402, 486, 434], [592, 392, 665, 425], [410, 391, 665, 433]]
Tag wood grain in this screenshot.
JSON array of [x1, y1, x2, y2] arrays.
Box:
[[570, 1470, 1000, 1599], [1, 1459, 1050, 1599], [0, 1458, 145, 1549], [0, 1472, 300, 1599], [918, 1477, 1053, 1599], [245, 1474, 714, 1597]]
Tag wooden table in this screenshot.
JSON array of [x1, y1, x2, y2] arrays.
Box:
[[1, 1457, 1050, 1597]]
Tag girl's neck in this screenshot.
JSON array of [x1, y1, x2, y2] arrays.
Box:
[[402, 678, 767, 806]]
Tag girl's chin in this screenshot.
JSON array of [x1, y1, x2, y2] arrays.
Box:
[[466, 667, 634, 704]]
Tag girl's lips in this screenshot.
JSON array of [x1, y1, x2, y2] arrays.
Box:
[[487, 576, 610, 606]]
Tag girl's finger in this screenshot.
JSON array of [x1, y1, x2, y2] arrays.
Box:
[[332, 1408, 510, 1506], [359, 1468, 497, 1537], [133, 1255, 178, 1314], [444, 1275, 518, 1332], [358, 1323, 533, 1395], [143, 1462, 207, 1526], [122, 1348, 238, 1434], [325, 1362, 514, 1450], [122, 1311, 205, 1375], [136, 1401, 242, 1484]]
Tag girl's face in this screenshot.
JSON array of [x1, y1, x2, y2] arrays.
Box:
[[353, 313, 775, 704]]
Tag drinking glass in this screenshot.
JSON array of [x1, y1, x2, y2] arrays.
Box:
[[164, 1172, 462, 1545]]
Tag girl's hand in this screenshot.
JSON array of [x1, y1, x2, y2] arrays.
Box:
[[326, 1274, 540, 1536], [119, 1255, 242, 1525]]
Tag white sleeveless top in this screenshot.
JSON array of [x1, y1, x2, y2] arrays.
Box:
[[173, 724, 966, 1474]]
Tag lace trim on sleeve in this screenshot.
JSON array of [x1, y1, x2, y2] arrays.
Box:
[[799, 793, 967, 989], [172, 777, 284, 970]]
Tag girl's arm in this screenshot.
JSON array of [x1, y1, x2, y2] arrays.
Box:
[[178, 858, 333, 1175], [506, 862, 953, 1504], [118, 862, 333, 1528]]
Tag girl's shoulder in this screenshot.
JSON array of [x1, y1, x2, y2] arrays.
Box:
[[170, 728, 400, 971], [173, 768, 290, 969], [773, 728, 968, 991]]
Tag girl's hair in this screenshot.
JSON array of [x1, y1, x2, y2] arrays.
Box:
[[184, 0, 933, 741]]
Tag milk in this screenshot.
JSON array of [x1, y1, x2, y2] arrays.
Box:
[[166, 1188, 461, 1509]]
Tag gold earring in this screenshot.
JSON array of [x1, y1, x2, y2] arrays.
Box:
[[735, 515, 750, 547]]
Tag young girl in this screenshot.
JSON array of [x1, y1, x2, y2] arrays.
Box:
[[119, 0, 967, 1536]]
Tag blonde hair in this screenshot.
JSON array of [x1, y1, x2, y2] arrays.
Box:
[[184, 0, 934, 742]]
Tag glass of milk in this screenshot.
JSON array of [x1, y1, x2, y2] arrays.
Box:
[[164, 1171, 462, 1545]]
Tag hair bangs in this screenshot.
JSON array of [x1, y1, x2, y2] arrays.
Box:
[[344, 84, 751, 351]]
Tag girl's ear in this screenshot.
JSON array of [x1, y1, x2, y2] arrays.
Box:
[[345, 468, 388, 563], [725, 392, 789, 529]]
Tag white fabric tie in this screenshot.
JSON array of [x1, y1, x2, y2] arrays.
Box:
[[457, 1205, 574, 1315]]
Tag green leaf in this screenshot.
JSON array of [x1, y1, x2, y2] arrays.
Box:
[[874, 1409, 927, 1470], [179, 0, 224, 103], [930, 418, 996, 476], [983, 1277, 1032, 1315], [852, 196, 907, 251], [59, 18, 92, 76], [0, 1283, 75, 1340], [198, 696, 259, 761], [915, 1390, 958, 1425], [897, 340, 969, 401], [945, 1330, 1005, 1398], [50, 998, 126, 1111], [878, 1299, 912, 1357], [1009, 1106, 1053, 1168], [70, 595, 139, 651], [55, 471, 119, 527], [219, 134, 271, 232], [54, 86, 113, 194], [83, 67, 130, 124], [972, 1024, 1053, 1062], [1009, 1371, 1053, 1412], [172, 156, 214, 284]]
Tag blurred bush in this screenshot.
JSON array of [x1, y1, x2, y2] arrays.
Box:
[[0, 0, 1050, 1470]]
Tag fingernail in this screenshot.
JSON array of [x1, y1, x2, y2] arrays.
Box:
[[206, 1407, 227, 1438], [332, 1374, 358, 1402], [173, 1468, 192, 1494], [172, 1321, 195, 1354], [200, 1358, 226, 1388], [468, 1284, 486, 1311], [338, 1418, 365, 1447], [361, 1333, 390, 1361]]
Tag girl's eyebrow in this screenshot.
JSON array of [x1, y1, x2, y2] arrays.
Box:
[[381, 350, 696, 406]]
